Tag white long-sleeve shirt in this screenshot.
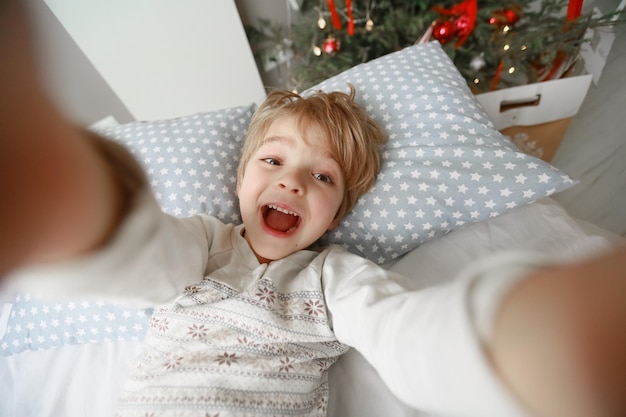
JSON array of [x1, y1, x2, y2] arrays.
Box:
[[5, 139, 538, 417], [8, 188, 538, 417]]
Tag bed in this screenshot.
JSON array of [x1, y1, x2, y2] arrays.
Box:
[[1, 41, 623, 417]]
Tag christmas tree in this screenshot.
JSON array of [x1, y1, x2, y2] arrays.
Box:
[[246, 0, 624, 93]]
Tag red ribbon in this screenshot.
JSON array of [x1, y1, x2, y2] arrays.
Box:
[[567, 0, 583, 21], [490, 61, 504, 91], [326, 0, 354, 35], [327, 0, 342, 30], [432, 0, 477, 47]]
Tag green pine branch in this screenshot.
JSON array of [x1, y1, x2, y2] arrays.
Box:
[[245, 0, 625, 92]]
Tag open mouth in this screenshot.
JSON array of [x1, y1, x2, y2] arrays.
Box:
[[263, 204, 301, 234]]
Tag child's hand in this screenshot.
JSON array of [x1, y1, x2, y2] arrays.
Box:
[[490, 245, 626, 417], [0, 1, 123, 277]]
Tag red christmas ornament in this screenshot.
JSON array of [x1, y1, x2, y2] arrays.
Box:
[[454, 14, 472, 37], [489, 6, 521, 26], [504, 8, 520, 24], [431, 0, 477, 47], [322, 35, 340, 55], [489, 11, 507, 25], [432, 19, 456, 43]]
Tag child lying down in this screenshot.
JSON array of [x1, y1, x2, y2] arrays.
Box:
[[2, 2, 626, 416]]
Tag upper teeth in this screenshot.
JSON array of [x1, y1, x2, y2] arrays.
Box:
[[268, 204, 299, 216]]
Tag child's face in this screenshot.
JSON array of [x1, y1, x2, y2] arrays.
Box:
[[237, 115, 345, 263]]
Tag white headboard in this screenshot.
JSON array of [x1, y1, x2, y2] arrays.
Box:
[[27, 0, 266, 125]]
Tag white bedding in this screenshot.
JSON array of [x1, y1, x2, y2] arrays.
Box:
[[1, 197, 622, 417]]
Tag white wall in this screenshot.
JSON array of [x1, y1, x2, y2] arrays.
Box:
[[26, 0, 135, 125], [27, 0, 266, 124]]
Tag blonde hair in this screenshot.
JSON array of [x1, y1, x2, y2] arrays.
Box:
[[237, 86, 387, 222]]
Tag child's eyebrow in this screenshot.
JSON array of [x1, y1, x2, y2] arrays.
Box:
[[261, 136, 291, 146], [261, 136, 339, 166]]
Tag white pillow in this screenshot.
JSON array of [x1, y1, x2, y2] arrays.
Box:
[[305, 42, 576, 263]]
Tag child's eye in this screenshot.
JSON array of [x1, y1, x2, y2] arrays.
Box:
[[262, 157, 280, 166], [313, 173, 333, 184]]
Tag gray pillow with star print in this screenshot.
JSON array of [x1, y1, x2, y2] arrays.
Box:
[[100, 103, 255, 223], [305, 41, 576, 264]]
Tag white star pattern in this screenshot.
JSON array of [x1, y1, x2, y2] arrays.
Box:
[[103, 104, 255, 223], [1, 293, 150, 355]]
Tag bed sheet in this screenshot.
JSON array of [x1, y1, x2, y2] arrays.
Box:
[[1, 198, 622, 417]]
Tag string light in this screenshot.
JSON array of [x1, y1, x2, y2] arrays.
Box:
[[508, 66, 515, 74], [503, 44, 510, 51], [365, 0, 374, 31], [317, 16, 327, 29], [473, 78, 480, 84], [312, 45, 322, 56]]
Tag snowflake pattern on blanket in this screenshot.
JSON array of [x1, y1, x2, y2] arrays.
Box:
[[115, 275, 349, 417]]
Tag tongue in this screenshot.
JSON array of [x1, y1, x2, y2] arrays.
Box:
[[265, 209, 298, 232]]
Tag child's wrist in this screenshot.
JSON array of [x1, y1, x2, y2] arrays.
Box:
[[83, 129, 148, 249]]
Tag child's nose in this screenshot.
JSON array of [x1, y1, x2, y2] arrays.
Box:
[[278, 170, 306, 194]]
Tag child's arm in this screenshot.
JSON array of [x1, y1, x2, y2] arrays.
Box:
[[490, 245, 626, 417], [324, 245, 626, 417], [0, 1, 126, 277], [1, 2, 211, 306]]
